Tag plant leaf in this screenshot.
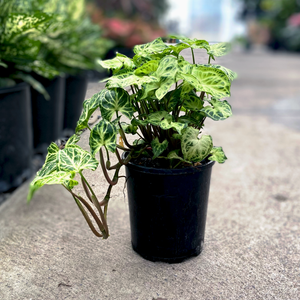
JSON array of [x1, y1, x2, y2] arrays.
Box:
[[191, 65, 231, 98], [202, 64, 237, 81], [89, 119, 118, 155], [99, 88, 135, 121], [151, 137, 168, 160], [65, 133, 81, 148], [208, 42, 231, 57], [133, 37, 168, 55], [182, 94, 204, 111], [181, 128, 213, 162], [27, 171, 78, 202], [201, 98, 232, 121], [37, 142, 59, 177], [99, 53, 135, 71], [135, 60, 159, 75], [57, 147, 99, 173], [209, 146, 227, 163], [76, 90, 104, 132]]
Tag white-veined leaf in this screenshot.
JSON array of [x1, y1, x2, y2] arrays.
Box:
[[181, 128, 213, 162], [151, 138, 168, 160], [208, 42, 231, 57], [89, 119, 118, 155], [134, 37, 168, 55], [201, 98, 232, 121], [209, 146, 227, 163], [99, 88, 135, 121], [37, 142, 59, 177], [57, 147, 99, 173]]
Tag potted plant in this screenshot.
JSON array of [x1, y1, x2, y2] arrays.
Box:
[[28, 36, 236, 262]]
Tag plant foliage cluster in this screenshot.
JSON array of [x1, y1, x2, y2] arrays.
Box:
[[0, 0, 113, 92], [28, 36, 236, 238]]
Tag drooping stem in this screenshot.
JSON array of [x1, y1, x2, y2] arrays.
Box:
[[99, 147, 119, 186]]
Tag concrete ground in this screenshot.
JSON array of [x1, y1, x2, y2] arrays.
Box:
[[1, 49, 300, 300]]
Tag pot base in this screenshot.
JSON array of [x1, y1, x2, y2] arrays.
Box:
[[132, 242, 203, 263]]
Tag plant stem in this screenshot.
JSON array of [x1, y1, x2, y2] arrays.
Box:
[[191, 48, 195, 64], [99, 148, 119, 186]]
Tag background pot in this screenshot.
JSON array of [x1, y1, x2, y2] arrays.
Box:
[[125, 160, 215, 263], [63, 73, 88, 135], [0, 82, 33, 192], [30, 75, 65, 153]]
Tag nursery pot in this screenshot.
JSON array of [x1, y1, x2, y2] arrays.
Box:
[[30, 75, 65, 153], [125, 159, 215, 263], [63, 73, 88, 133], [0, 82, 33, 193]]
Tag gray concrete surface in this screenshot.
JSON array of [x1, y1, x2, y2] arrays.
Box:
[[1, 50, 300, 300]]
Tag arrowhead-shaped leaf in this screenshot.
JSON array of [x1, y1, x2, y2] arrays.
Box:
[[191, 65, 231, 98], [151, 138, 168, 160], [208, 42, 231, 57], [201, 98, 232, 121], [99, 53, 135, 71], [76, 90, 104, 132], [181, 128, 213, 162], [57, 147, 99, 173], [89, 119, 118, 155], [99, 88, 135, 121], [202, 64, 237, 81], [37, 142, 59, 177], [134, 37, 168, 55], [135, 60, 159, 75], [65, 133, 81, 148], [27, 171, 78, 202], [209, 146, 227, 163], [182, 94, 204, 111]]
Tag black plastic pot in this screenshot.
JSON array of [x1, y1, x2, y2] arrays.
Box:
[[125, 159, 215, 263], [30, 75, 65, 153], [63, 73, 88, 133], [0, 82, 33, 192]]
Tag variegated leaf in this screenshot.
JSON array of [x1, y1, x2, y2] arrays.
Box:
[[99, 88, 135, 121], [182, 94, 204, 111], [181, 128, 213, 162], [180, 81, 194, 96], [99, 53, 135, 71], [57, 147, 99, 173], [105, 72, 158, 89], [65, 133, 81, 148], [179, 73, 202, 91], [208, 42, 231, 57], [155, 77, 176, 100], [209, 146, 227, 163], [27, 171, 78, 201], [37, 142, 59, 177], [191, 65, 231, 98], [76, 90, 104, 132], [165, 88, 183, 111], [89, 119, 118, 155], [169, 43, 190, 56], [151, 138, 168, 160], [141, 81, 160, 99], [201, 98, 232, 121], [160, 118, 187, 134], [167, 150, 191, 163], [135, 60, 159, 75], [134, 37, 168, 55], [155, 56, 179, 78], [202, 64, 237, 81]]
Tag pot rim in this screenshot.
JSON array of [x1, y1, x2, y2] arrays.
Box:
[[0, 82, 29, 95], [122, 152, 215, 175]]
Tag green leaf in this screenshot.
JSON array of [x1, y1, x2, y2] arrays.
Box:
[[202, 64, 237, 81], [120, 122, 138, 134], [89, 119, 118, 155], [181, 128, 213, 162], [57, 147, 99, 173], [201, 98, 232, 121], [209, 146, 227, 163], [99, 88, 135, 121], [133, 37, 168, 55], [169, 43, 190, 56], [141, 81, 160, 99], [99, 53, 134, 71], [151, 138, 168, 160], [0, 61, 8, 68], [65, 133, 81, 148], [37, 142, 59, 177], [104, 72, 158, 89], [167, 150, 190, 163], [27, 171, 78, 202], [191, 65, 231, 98], [76, 90, 104, 132], [182, 94, 204, 111], [155, 77, 176, 100], [135, 60, 159, 75], [208, 42, 231, 57]]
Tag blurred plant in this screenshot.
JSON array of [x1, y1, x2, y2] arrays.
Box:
[[281, 13, 300, 51], [87, 1, 167, 49]]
